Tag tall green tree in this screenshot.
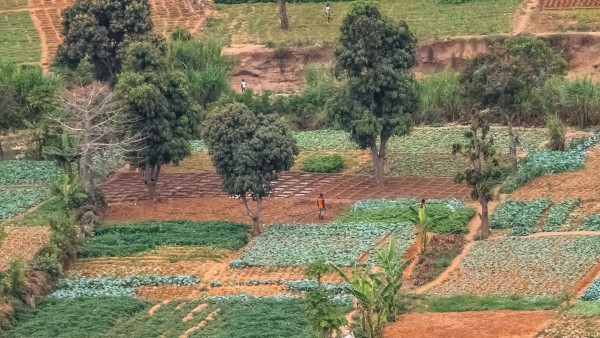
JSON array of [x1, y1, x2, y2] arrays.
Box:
[[452, 110, 503, 239], [57, 0, 154, 83], [328, 1, 419, 186], [459, 35, 566, 171], [117, 39, 201, 202], [204, 103, 299, 235]]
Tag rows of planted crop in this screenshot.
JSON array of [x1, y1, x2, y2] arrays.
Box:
[[433, 235, 600, 296], [192, 127, 547, 154], [490, 198, 586, 235], [583, 215, 600, 231], [0, 160, 60, 222], [230, 221, 414, 268], [501, 132, 600, 193], [50, 275, 200, 298]]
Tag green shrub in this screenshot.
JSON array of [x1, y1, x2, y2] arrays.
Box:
[[80, 220, 248, 257], [546, 114, 566, 151], [301, 154, 344, 173], [560, 77, 600, 127]]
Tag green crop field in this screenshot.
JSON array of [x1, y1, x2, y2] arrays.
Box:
[[0, 0, 28, 10], [0, 12, 40, 64], [214, 0, 521, 45]]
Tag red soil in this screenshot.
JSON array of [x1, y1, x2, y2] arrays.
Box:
[[384, 310, 555, 338]]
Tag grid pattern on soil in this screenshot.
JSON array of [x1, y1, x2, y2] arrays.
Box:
[[542, 0, 600, 9], [102, 172, 470, 204]]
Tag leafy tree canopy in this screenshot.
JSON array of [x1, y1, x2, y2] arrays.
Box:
[[460, 35, 567, 116], [329, 1, 419, 185], [117, 39, 201, 201], [204, 103, 298, 234], [205, 103, 298, 197], [57, 0, 154, 83]]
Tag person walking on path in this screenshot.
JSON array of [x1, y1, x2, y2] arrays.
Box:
[[419, 198, 426, 223], [241, 79, 247, 92], [317, 193, 326, 220], [325, 4, 332, 23]]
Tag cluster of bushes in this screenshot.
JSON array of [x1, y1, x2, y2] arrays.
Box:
[[301, 154, 344, 173], [213, 63, 340, 130]]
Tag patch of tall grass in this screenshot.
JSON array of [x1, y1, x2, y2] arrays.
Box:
[[169, 32, 232, 107], [534, 77, 600, 127], [417, 70, 464, 124]]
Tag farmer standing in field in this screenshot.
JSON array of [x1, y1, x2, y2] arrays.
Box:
[[241, 79, 247, 92], [317, 193, 326, 220], [419, 198, 426, 222], [325, 4, 332, 23]]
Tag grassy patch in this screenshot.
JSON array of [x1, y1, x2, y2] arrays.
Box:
[[569, 301, 600, 317], [198, 297, 315, 337], [407, 234, 466, 287], [80, 220, 249, 257], [5, 297, 147, 338], [215, 0, 522, 45], [401, 294, 562, 313], [5, 198, 68, 227], [0, 12, 41, 63]]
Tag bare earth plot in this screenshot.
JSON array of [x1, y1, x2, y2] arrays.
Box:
[[0, 226, 50, 270], [101, 172, 471, 205], [384, 310, 555, 338]]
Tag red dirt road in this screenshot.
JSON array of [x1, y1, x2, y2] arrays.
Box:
[[101, 172, 470, 205], [384, 310, 555, 338]]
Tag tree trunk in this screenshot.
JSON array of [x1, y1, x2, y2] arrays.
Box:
[[278, 0, 288, 29], [506, 118, 518, 171], [370, 141, 385, 187], [479, 196, 490, 239], [83, 146, 95, 205], [0, 141, 3, 160], [146, 163, 161, 203], [322, 330, 329, 338], [241, 195, 263, 235]]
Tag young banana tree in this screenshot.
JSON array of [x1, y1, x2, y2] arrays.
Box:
[[50, 174, 87, 217], [407, 206, 448, 255], [333, 237, 413, 338]]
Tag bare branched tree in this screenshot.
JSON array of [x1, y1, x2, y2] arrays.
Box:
[[51, 82, 144, 205]]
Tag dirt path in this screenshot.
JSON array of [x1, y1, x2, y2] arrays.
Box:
[[415, 201, 496, 294], [384, 310, 555, 338], [513, 0, 540, 34], [29, 10, 49, 71]]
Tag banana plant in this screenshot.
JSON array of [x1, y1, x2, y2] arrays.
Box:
[[406, 206, 448, 255], [50, 174, 87, 217], [332, 237, 413, 338]]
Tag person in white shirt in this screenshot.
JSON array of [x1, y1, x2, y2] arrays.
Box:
[[241, 79, 247, 92], [325, 4, 332, 23]]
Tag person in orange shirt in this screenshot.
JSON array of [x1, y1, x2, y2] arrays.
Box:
[[317, 193, 326, 220]]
